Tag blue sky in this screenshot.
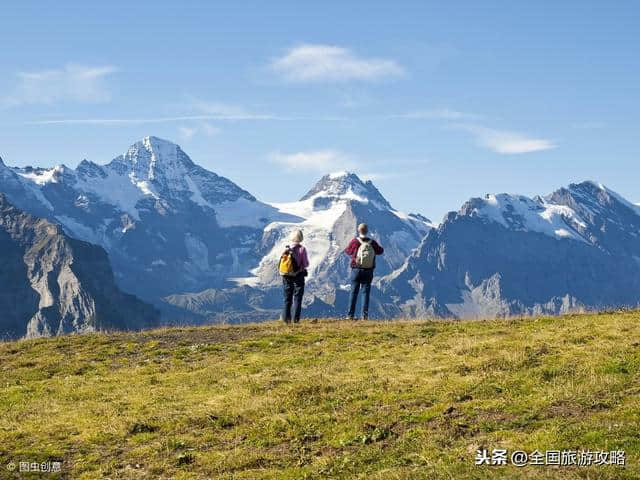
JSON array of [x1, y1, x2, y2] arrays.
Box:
[[1, 1, 639, 221]]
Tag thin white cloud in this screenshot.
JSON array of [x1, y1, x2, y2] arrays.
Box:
[[271, 44, 405, 82], [392, 108, 482, 120], [4, 64, 118, 106], [570, 121, 606, 130], [453, 124, 557, 154], [269, 150, 359, 172], [27, 96, 283, 125], [201, 122, 221, 137], [25, 114, 281, 125], [188, 98, 262, 118], [178, 126, 197, 140], [178, 122, 221, 140]]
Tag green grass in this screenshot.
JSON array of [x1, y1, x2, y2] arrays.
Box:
[[1, 311, 640, 479]]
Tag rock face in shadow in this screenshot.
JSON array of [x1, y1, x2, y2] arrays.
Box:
[[0, 194, 159, 339]]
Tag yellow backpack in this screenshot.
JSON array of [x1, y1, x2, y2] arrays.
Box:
[[279, 246, 299, 276]]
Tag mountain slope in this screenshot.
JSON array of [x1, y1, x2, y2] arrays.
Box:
[[238, 172, 431, 288], [379, 181, 640, 318], [6, 137, 640, 323], [0, 194, 159, 339], [0, 137, 296, 301], [165, 172, 433, 319]]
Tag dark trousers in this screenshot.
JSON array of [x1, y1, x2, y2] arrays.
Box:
[[282, 272, 305, 323], [348, 268, 374, 320]]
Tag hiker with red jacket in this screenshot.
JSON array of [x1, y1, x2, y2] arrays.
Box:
[[344, 223, 384, 320], [278, 229, 310, 324]]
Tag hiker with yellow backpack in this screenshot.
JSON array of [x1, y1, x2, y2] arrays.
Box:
[[278, 229, 310, 324]]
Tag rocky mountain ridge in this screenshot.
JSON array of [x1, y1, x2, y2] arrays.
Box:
[[2, 137, 640, 325], [0, 194, 158, 339], [378, 181, 640, 318]]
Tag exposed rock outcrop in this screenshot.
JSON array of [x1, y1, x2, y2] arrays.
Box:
[[0, 194, 159, 339]]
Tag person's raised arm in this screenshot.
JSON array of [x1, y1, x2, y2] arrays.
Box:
[[344, 238, 357, 255]]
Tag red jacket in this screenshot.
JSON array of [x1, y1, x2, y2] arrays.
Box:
[[344, 237, 384, 268]]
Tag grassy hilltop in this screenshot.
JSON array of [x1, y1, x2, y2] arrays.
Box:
[[1, 312, 640, 479]]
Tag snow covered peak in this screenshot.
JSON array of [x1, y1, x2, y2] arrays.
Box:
[[459, 180, 640, 245], [328, 171, 349, 179], [140, 136, 190, 165], [13, 165, 67, 185], [565, 180, 607, 200], [109, 136, 194, 182], [101, 135, 210, 203], [549, 180, 640, 218], [300, 172, 392, 210], [461, 191, 588, 242], [129, 136, 180, 161]]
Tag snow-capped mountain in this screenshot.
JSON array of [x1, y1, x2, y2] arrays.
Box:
[[5, 136, 640, 325], [378, 181, 640, 318], [163, 172, 433, 320], [0, 137, 296, 301], [0, 138, 431, 323], [235, 172, 432, 295]]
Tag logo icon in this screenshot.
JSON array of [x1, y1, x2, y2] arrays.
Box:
[[6, 462, 16, 471]]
